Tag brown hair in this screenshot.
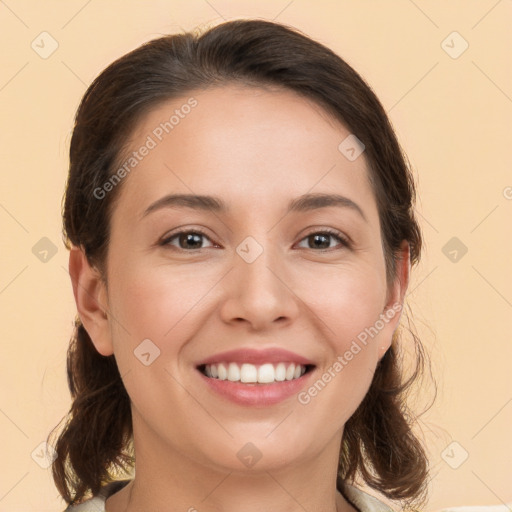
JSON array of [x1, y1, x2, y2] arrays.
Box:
[[48, 18, 435, 509]]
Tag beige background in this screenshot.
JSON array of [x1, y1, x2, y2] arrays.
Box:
[[1, 1, 511, 510]]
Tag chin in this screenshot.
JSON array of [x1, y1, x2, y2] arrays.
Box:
[[192, 432, 314, 473]]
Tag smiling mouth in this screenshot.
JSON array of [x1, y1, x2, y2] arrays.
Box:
[[197, 362, 315, 384]]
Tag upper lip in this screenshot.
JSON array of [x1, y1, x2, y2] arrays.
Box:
[[196, 348, 315, 367]]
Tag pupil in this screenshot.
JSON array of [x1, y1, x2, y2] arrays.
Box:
[[182, 233, 202, 248], [312, 234, 329, 249]]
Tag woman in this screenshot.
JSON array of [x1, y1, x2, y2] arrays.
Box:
[[48, 18, 433, 512]]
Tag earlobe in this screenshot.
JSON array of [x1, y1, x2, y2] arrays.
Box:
[[68, 246, 114, 356]]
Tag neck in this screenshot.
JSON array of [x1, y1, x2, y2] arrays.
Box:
[[106, 414, 358, 512]]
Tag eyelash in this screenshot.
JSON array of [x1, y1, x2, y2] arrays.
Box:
[[159, 228, 351, 252]]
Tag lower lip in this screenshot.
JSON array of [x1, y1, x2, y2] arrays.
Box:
[[197, 368, 315, 406]]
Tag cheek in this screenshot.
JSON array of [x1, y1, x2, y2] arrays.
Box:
[[302, 262, 387, 352], [294, 265, 391, 424], [295, 264, 387, 406], [108, 260, 213, 346], [105, 261, 214, 428]]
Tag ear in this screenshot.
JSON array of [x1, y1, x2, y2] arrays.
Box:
[[377, 240, 410, 360], [68, 245, 114, 356]]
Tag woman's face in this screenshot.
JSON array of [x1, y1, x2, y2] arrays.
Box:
[[80, 84, 408, 473]]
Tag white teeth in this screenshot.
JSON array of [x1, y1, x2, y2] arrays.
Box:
[[257, 363, 275, 383], [217, 363, 227, 380], [275, 362, 286, 381], [227, 362, 240, 381], [240, 363, 258, 383], [202, 362, 308, 384]]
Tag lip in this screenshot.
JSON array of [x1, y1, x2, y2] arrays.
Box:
[[197, 366, 316, 406], [195, 348, 316, 407], [196, 347, 315, 366]]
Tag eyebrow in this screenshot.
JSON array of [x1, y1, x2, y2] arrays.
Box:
[[141, 192, 367, 222]]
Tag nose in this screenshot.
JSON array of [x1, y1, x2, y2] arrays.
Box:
[[219, 239, 300, 331]]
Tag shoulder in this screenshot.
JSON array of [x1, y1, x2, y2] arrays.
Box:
[[63, 480, 132, 512], [341, 482, 395, 512]]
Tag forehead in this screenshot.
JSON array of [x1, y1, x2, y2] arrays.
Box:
[[111, 84, 378, 224]]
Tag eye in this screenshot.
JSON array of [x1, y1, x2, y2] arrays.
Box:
[[160, 229, 217, 251], [159, 228, 350, 252], [296, 229, 350, 251]]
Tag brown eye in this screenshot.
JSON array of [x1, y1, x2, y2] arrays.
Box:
[[297, 230, 349, 250], [160, 230, 215, 250]]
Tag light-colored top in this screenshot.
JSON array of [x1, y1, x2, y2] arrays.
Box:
[[63, 479, 394, 512]]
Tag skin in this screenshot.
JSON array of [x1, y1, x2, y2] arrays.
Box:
[[70, 84, 410, 512]]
